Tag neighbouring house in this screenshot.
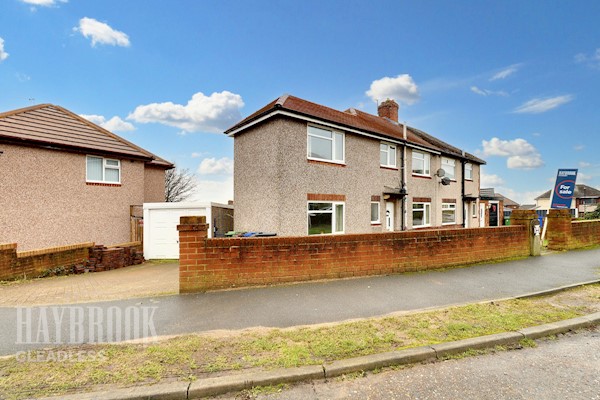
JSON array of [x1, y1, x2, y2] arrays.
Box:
[[534, 184, 600, 218], [495, 192, 519, 224], [225, 95, 485, 236], [479, 188, 505, 227], [0, 104, 173, 250]]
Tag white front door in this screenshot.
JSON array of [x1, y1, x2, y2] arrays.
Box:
[[385, 201, 394, 231], [479, 204, 485, 227]]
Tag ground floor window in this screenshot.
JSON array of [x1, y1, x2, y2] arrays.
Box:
[[442, 203, 456, 225], [412, 202, 431, 227], [472, 202, 477, 217], [370, 202, 380, 224], [308, 202, 344, 235]]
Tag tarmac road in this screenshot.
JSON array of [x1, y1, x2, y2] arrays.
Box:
[[0, 248, 599, 356], [243, 326, 600, 400]]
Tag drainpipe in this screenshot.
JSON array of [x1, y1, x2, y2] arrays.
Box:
[[461, 151, 466, 228], [402, 123, 408, 230]]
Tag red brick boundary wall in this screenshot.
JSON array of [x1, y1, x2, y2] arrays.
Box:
[[178, 216, 530, 293], [0, 243, 92, 280], [0, 241, 144, 280], [546, 209, 600, 250]]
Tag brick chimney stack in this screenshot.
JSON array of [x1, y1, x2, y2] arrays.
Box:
[[377, 99, 399, 122]]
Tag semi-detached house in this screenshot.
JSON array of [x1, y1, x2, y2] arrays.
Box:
[[225, 95, 485, 236]]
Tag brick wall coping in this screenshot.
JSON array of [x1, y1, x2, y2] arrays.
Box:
[[106, 241, 142, 248], [572, 219, 600, 224], [0, 243, 18, 251], [16, 242, 94, 258], [202, 226, 524, 247]]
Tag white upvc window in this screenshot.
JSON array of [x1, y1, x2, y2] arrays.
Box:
[[307, 125, 344, 164], [442, 203, 457, 225], [370, 201, 381, 224], [412, 150, 430, 176], [307, 202, 345, 235], [465, 163, 473, 180], [441, 157, 456, 180], [412, 202, 431, 227], [86, 155, 121, 184], [472, 202, 477, 218], [380, 143, 397, 168]]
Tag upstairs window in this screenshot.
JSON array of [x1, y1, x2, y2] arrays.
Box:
[[307, 125, 344, 163], [465, 163, 473, 180], [86, 156, 121, 184], [380, 143, 397, 168], [441, 157, 456, 180], [412, 151, 430, 176]]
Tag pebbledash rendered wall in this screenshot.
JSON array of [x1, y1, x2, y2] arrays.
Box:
[[546, 209, 600, 250], [178, 216, 531, 293]]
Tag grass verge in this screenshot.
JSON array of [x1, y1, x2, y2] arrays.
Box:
[[0, 284, 598, 399]]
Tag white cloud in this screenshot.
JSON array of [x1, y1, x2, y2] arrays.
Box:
[[579, 161, 591, 168], [80, 114, 135, 132], [514, 95, 573, 114], [490, 64, 520, 81], [15, 73, 31, 82], [0, 38, 9, 62], [128, 91, 244, 134], [198, 157, 233, 175], [188, 176, 233, 204], [191, 152, 207, 158], [366, 74, 420, 105], [481, 137, 544, 169], [470, 86, 508, 97], [20, 0, 66, 5], [573, 144, 584, 151], [480, 171, 505, 187], [532, 132, 541, 137], [574, 48, 600, 69], [74, 17, 130, 47]]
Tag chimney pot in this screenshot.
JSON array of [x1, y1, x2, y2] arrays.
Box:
[[377, 99, 399, 122]]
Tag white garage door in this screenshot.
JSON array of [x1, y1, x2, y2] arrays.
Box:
[[143, 203, 209, 259]]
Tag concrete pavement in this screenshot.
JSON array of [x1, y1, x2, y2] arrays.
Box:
[[0, 248, 599, 356], [0, 261, 178, 306]]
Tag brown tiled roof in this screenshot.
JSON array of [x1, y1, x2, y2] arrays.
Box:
[[536, 184, 600, 200], [225, 94, 486, 164], [496, 193, 519, 207], [0, 104, 173, 168]]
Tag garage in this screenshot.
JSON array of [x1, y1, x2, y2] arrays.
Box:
[[143, 202, 234, 259]]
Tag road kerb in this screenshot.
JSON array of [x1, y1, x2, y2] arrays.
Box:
[[323, 346, 436, 378], [518, 312, 600, 339], [429, 331, 524, 358], [188, 365, 324, 398]]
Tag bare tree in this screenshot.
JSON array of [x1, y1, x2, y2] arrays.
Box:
[[165, 167, 197, 202]]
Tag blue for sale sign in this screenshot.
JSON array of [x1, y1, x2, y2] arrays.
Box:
[[550, 169, 578, 209]]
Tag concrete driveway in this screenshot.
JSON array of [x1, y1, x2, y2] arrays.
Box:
[[0, 261, 178, 306]]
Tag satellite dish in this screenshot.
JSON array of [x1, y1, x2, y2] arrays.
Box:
[[441, 177, 451, 186], [435, 168, 445, 177]]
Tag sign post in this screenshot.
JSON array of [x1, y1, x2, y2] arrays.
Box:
[[550, 169, 578, 209]]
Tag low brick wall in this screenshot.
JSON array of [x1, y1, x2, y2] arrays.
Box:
[[571, 219, 600, 248], [0, 241, 145, 280], [178, 216, 530, 293], [0, 242, 93, 280], [546, 209, 600, 250]]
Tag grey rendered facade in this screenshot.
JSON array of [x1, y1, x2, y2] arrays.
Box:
[[228, 95, 484, 236]]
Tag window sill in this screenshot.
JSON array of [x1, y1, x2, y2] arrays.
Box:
[[371, 222, 381, 226], [86, 182, 122, 187], [308, 159, 346, 167], [412, 174, 432, 179], [380, 166, 398, 171], [465, 179, 473, 182]]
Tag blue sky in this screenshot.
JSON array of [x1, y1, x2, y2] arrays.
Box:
[[1, 0, 599, 204]]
